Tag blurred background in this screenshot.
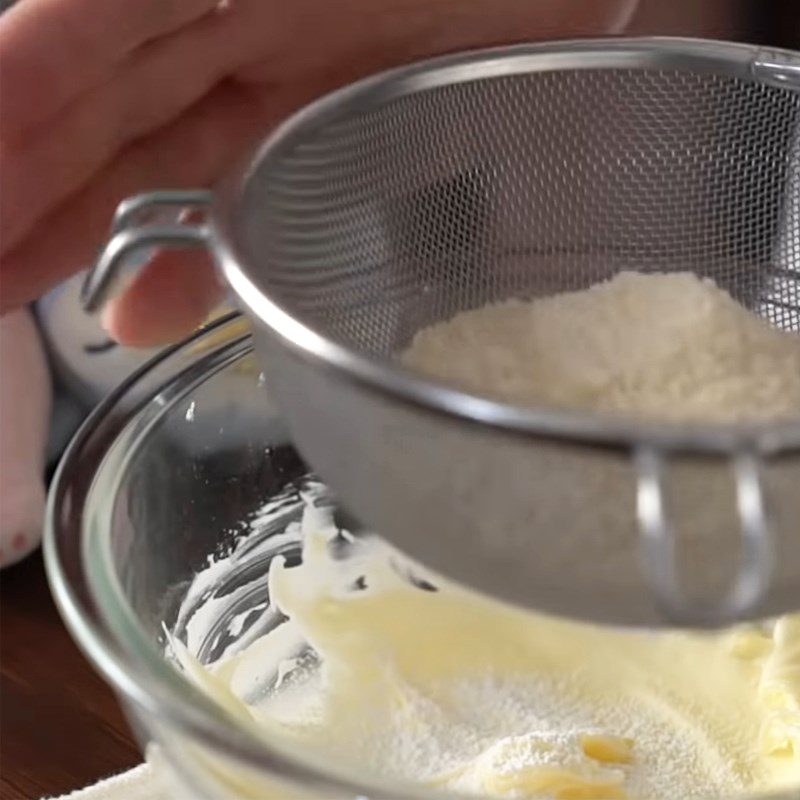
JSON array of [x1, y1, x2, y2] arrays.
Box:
[[630, 0, 798, 48]]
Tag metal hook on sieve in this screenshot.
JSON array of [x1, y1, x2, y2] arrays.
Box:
[[636, 447, 775, 627], [82, 190, 213, 313]]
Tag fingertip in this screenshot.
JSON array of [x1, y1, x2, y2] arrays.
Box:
[[102, 248, 224, 348], [99, 300, 119, 340]]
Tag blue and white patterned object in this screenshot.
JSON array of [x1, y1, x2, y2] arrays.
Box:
[[36, 271, 162, 459]]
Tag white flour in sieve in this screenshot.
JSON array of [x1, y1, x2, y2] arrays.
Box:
[[402, 271, 800, 422]]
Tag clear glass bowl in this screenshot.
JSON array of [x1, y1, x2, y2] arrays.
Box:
[[44, 314, 796, 800]]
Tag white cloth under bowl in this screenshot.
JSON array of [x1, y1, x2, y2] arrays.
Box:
[[46, 765, 165, 800]]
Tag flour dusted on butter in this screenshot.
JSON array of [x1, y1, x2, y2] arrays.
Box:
[[181, 509, 800, 800], [402, 271, 800, 422], [755, 616, 800, 764], [456, 732, 628, 798]]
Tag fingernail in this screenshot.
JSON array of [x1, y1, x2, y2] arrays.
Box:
[[99, 298, 117, 336]]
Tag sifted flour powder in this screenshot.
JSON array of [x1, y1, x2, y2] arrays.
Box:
[[402, 271, 800, 422]]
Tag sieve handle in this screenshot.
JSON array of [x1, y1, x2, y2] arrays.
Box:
[[635, 448, 775, 626], [82, 190, 213, 313]]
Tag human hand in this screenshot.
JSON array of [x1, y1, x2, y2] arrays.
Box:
[[0, 0, 637, 346]]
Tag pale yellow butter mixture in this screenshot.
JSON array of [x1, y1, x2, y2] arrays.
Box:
[[189, 510, 800, 800]]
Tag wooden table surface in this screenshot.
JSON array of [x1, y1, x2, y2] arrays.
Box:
[[1, 551, 140, 799]]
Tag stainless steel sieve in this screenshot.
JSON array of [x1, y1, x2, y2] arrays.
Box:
[[84, 38, 800, 628]]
